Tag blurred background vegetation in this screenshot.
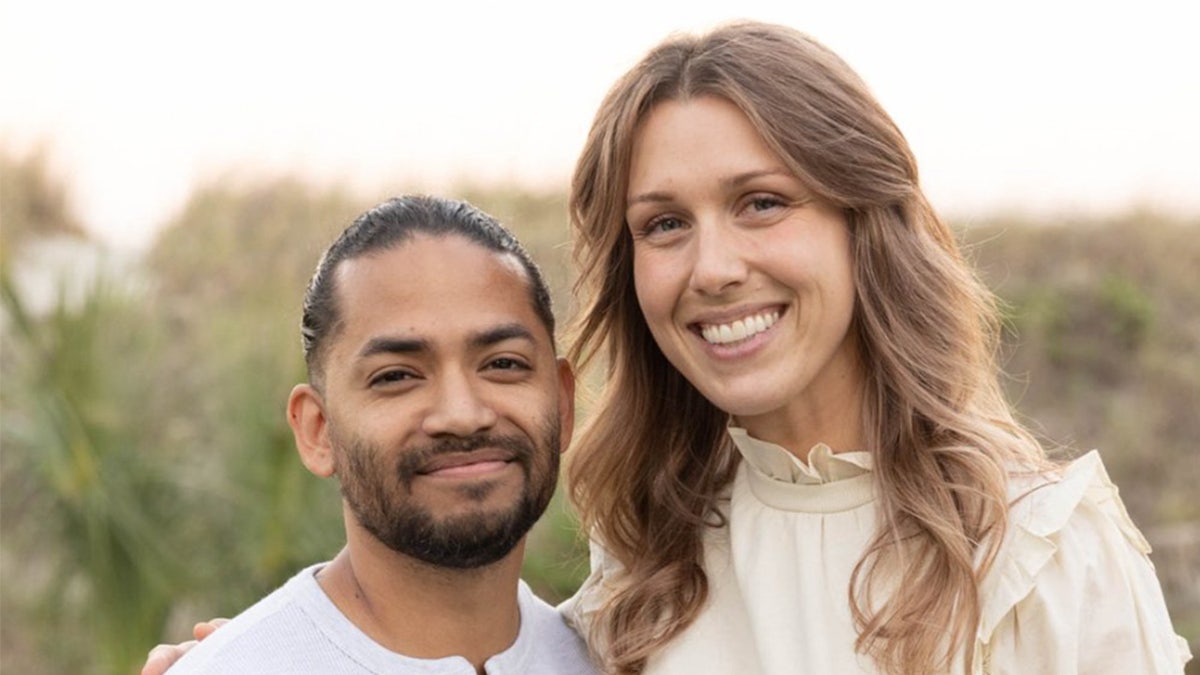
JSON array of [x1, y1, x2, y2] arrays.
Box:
[[2, 147, 1197, 673]]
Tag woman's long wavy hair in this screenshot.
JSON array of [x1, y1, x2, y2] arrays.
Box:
[[566, 21, 1049, 674]]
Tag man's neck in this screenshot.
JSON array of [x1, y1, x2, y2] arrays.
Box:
[[317, 527, 525, 674]]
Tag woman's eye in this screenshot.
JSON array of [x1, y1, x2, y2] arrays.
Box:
[[748, 196, 785, 212], [640, 215, 686, 237]]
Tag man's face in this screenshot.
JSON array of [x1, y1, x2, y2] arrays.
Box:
[[313, 234, 572, 569]]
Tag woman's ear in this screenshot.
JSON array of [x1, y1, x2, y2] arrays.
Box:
[[287, 384, 335, 477]]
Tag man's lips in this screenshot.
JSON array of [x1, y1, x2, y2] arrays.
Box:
[[416, 449, 518, 478]]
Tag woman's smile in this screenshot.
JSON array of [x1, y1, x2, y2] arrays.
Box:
[[694, 307, 782, 347]]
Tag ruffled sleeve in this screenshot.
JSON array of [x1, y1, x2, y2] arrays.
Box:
[[976, 451, 1192, 673], [557, 538, 624, 662]]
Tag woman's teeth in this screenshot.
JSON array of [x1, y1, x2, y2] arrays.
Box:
[[700, 311, 779, 345]]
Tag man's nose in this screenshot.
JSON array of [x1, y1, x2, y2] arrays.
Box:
[[420, 372, 499, 437]]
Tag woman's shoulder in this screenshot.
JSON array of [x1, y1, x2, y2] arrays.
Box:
[[983, 450, 1153, 619], [1003, 450, 1149, 551], [980, 451, 1133, 632], [557, 537, 621, 652], [977, 451, 1191, 671]]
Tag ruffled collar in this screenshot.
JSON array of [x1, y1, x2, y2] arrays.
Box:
[[727, 426, 873, 485]]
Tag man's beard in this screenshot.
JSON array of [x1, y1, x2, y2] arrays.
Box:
[[331, 417, 559, 569]]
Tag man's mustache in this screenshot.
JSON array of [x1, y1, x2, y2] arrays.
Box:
[[394, 434, 534, 480]]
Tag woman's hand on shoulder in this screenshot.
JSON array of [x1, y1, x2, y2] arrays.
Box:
[[139, 619, 228, 675]]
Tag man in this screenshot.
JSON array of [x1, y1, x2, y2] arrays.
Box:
[[152, 195, 595, 674]]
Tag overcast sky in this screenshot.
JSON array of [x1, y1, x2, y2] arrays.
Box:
[[3, 0, 1198, 250]]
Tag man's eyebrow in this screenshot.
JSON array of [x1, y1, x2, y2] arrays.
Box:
[[470, 323, 536, 349], [358, 336, 428, 358], [356, 325, 536, 358]]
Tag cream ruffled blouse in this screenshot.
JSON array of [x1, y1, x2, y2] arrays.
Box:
[[561, 428, 1191, 674]]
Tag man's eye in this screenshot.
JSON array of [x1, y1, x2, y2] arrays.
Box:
[[371, 370, 416, 386], [488, 358, 529, 371]]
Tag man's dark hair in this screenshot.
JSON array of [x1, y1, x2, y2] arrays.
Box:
[[301, 194, 555, 385]]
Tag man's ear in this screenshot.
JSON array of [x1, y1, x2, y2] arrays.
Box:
[[555, 358, 576, 453], [288, 384, 335, 478]]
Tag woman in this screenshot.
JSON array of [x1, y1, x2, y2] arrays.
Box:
[[559, 20, 1189, 675], [144, 21, 1189, 675]]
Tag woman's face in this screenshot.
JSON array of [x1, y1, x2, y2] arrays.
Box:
[[624, 96, 864, 450]]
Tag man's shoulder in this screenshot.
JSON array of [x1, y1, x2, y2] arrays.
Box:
[[516, 582, 578, 638], [167, 563, 358, 675], [512, 582, 596, 674]]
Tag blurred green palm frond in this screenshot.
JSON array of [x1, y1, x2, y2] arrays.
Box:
[[1, 268, 185, 674]]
